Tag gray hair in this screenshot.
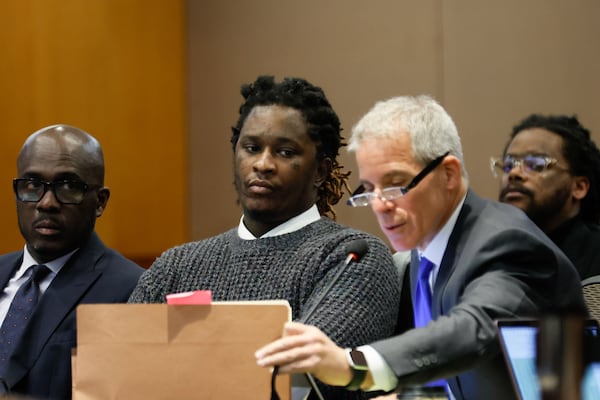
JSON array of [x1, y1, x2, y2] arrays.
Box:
[[348, 95, 468, 178]]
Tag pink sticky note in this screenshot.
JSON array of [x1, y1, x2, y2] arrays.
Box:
[[166, 290, 213, 305]]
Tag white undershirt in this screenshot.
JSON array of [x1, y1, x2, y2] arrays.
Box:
[[237, 204, 321, 239], [0, 246, 77, 323]]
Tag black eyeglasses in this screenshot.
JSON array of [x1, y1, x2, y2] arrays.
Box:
[[490, 155, 566, 178], [13, 178, 101, 205], [347, 151, 450, 207]]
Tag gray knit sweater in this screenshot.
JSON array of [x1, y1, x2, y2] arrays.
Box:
[[129, 218, 401, 398]]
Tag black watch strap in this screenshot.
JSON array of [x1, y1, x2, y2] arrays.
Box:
[[344, 348, 368, 391]]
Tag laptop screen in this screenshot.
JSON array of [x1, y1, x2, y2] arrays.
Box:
[[496, 319, 600, 400], [583, 363, 600, 400]]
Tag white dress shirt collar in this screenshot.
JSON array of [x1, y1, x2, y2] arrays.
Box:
[[21, 245, 77, 276], [237, 204, 321, 239], [1, 246, 78, 323], [420, 194, 467, 268]]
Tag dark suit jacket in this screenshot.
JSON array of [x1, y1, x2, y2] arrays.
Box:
[[371, 190, 586, 400], [0, 232, 144, 400]]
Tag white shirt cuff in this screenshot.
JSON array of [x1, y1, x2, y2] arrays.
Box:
[[357, 345, 398, 392]]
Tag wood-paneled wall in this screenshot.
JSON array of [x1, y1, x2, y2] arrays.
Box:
[[0, 0, 187, 266]]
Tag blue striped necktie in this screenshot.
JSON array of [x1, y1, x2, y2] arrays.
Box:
[[0, 264, 50, 375]]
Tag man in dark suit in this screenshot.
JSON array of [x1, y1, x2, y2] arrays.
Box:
[[0, 125, 143, 399], [255, 96, 586, 400]]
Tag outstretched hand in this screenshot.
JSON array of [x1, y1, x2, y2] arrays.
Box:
[[255, 321, 352, 387]]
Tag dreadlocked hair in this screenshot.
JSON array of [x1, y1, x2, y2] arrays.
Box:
[[231, 75, 350, 219], [511, 114, 600, 224]]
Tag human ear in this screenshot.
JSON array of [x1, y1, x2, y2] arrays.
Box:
[[315, 157, 332, 188], [441, 156, 462, 189], [572, 176, 590, 201], [95, 187, 110, 217]]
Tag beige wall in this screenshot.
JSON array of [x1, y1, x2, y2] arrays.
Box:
[[188, 0, 600, 245]]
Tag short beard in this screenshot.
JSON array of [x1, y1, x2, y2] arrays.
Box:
[[525, 186, 571, 230]]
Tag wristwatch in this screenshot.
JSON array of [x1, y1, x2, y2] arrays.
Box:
[[344, 348, 369, 390]]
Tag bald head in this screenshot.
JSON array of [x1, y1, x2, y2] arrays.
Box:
[[18, 124, 105, 184], [15, 124, 111, 263]]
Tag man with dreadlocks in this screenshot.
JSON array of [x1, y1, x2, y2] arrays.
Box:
[[129, 76, 401, 399], [495, 114, 600, 279]]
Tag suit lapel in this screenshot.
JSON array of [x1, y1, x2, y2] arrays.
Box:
[[5, 233, 105, 386], [0, 253, 23, 290], [409, 250, 419, 301], [431, 190, 483, 318]]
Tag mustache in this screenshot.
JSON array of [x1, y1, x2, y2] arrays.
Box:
[[247, 179, 275, 190], [499, 184, 534, 200], [32, 215, 63, 229]]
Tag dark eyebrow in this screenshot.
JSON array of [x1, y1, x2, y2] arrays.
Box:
[[506, 152, 549, 158], [21, 172, 84, 182], [55, 173, 85, 181], [241, 133, 303, 145]]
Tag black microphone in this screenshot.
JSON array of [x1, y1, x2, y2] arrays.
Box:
[[288, 239, 370, 400]]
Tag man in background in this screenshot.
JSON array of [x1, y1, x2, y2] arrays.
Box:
[[0, 125, 143, 399], [495, 114, 600, 279]]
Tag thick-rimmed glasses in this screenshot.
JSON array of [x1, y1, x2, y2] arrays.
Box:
[[490, 155, 564, 178], [13, 178, 101, 205], [347, 151, 450, 207]]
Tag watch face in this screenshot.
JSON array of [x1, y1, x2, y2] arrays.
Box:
[[350, 349, 368, 369]]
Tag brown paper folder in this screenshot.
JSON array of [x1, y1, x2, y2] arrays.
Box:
[[73, 301, 291, 400]]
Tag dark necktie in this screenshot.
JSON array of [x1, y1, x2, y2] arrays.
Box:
[[413, 257, 448, 391], [0, 264, 50, 375]]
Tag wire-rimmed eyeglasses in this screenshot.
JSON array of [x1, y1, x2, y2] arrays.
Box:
[[490, 155, 566, 178], [347, 151, 450, 207], [13, 178, 101, 205]]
